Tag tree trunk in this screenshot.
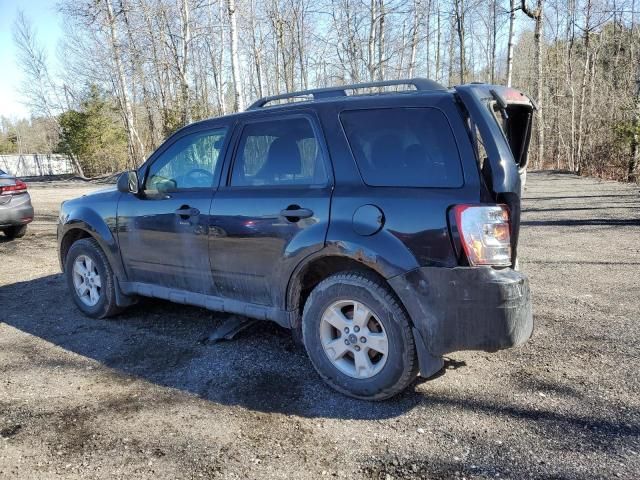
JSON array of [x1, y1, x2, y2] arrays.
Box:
[[249, 0, 264, 98], [205, 2, 226, 116], [377, 0, 385, 80], [103, 0, 144, 168], [453, 0, 466, 84], [435, 2, 441, 82], [179, 0, 191, 125], [488, 0, 497, 83], [408, 0, 419, 78], [628, 0, 639, 182], [522, 0, 545, 168], [228, 0, 244, 111], [368, 0, 377, 81], [629, 78, 640, 182], [506, 0, 516, 86], [425, 0, 432, 79], [575, 0, 592, 175]]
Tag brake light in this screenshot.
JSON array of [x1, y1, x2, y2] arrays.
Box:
[[0, 179, 28, 195], [453, 204, 511, 266]]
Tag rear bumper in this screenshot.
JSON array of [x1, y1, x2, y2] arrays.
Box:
[[0, 194, 34, 228], [389, 266, 533, 357]]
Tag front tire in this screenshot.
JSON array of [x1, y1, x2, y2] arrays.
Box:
[[302, 272, 418, 400], [64, 238, 122, 319], [2, 225, 27, 239]]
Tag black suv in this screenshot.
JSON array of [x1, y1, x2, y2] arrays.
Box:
[[58, 79, 534, 400]]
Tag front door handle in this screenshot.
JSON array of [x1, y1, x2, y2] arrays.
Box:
[[175, 205, 200, 219], [280, 206, 313, 221]]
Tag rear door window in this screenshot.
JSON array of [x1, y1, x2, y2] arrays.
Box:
[[230, 116, 327, 187], [340, 107, 463, 188]]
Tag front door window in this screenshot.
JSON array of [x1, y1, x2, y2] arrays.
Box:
[[145, 129, 227, 194]]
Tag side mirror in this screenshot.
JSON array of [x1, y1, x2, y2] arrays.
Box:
[[117, 171, 139, 194]]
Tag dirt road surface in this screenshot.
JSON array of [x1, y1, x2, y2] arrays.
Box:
[[1, 172, 639, 479]]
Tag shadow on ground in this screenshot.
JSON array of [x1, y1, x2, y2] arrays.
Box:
[[3, 273, 639, 437], [1, 274, 431, 420]]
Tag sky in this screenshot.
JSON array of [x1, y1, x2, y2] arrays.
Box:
[[0, 0, 63, 120], [0, 1, 531, 121]]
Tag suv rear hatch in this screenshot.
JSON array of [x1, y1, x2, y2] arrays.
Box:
[[455, 84, 535, 262]]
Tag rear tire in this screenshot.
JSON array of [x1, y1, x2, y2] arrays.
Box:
[[64, 238, 122, 319], [302, 271, 418, 400], [3, 225, 27, 239]]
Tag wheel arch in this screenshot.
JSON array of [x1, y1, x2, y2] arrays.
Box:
[[59, 228, 93, 269], [58, 207, 125, 280], [287, 252, 394, 319], [286, 251, 445, 379]]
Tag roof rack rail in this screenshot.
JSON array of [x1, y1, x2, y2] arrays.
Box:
[[247, 77, 446, 110]]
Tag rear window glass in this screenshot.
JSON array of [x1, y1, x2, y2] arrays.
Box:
[[484, 100, 532, 168], [340, 107, 463, 187]]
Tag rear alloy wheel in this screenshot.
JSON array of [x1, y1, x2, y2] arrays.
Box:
[[319, 299, 389, 379], [65, 238, 122, 318], [2, 225, 27, 239], [302, 272, 418, 400]]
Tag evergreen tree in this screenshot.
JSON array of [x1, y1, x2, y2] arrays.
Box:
[[57, 85, 128, 176]]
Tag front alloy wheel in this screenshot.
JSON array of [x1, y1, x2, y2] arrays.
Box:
[[72, 254, 103, 307], [64, 238, 122, 318]]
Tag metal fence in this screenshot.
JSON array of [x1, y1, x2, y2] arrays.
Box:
[[0, 154, 76, 177]]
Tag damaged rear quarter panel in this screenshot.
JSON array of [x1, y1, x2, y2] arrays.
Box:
[[389, 266, 533, 356]]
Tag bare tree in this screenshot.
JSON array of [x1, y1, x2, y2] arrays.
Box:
[[630, 0, 640, 181], [12, 11, 85, 177], [228, 0, 244, 110], [630, 67, 640, 181], [407, 0, 421, 78], [178, 0, 192, 124], [10, 0, 640, 182], [103, 0, 145, 167], [522, 0, 545, 168], [506, 0, 516, 86], [453, 0, 466, 83], [575, 0, 594, 174]]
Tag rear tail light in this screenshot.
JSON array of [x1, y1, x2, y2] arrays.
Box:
[[453, 204, 511, 266], [0, 179, 28, 196]]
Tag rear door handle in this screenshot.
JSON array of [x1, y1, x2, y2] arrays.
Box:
[[175, 206, 200, 218], [280, 207, 313, 221]]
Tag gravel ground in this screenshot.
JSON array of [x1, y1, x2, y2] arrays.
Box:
[[0, 172, 639, 479]]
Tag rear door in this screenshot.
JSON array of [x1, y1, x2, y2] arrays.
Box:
[[209, 112, 332, 307]]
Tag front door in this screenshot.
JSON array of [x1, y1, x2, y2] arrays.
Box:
[[209, 114, 332, 307], [117, 127, 228, 294]]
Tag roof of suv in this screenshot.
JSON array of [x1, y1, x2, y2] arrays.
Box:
[[247, 78, 448, 110], [177, 78, 454, 136]]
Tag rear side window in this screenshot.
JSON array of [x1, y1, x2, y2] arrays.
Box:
[[340, 107, 463, 187], [230, 117, 327, 187]]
